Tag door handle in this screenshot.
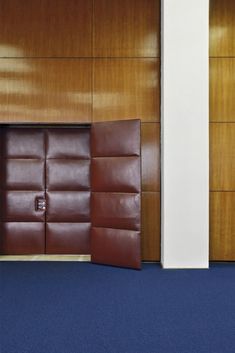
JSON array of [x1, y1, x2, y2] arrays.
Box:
[[35, 197, 46, 211]]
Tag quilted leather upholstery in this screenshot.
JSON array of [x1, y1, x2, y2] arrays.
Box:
[[0, 121, 141, 269], [0, 127, 91, 255], [45, 128, 91, 254], [0, 128, 45, 254], [91, 119, 141, 269]]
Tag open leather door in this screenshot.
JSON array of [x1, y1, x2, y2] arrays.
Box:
[[91, 119, 141, 269]]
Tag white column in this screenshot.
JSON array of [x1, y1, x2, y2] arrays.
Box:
[[161, 0, 209, 268]]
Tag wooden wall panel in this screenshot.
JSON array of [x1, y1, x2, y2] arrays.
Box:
[[93, 0, 160, 57], [141, 123, 160, 192], [210, 1, 235, 260], [93, 59, 160, 122], [210, 192, 235, 260], [210, 0, 235, 57], [141, 192, 160, 261], [0, 59, 92, 123], [210, 59, 235, 122], [0, 0, 92, 57], [210, 123, 235, 191], [0, 0, 161, 261]]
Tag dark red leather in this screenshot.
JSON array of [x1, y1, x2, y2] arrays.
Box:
[[46, 191, 90, 222], [46, 223, 90, 254], [46, 160, 90, 191], [1, 222, 45, 255], [0, 127, 91, 255], [91, 120, 140, 157], [46, 128, 90, 159], [92, 157, 140, 192], [91, 227, 141, 269], [45, 128, 91, 254], [91, 193, 140, 230], [0, 121, 141, 268], [91, 119, 141, 269], [0, 128, 45, 254]]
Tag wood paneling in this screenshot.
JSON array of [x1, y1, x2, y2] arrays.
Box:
[[0, 0, 161, 261], [141, 123, 160, 192], [210, 59, 235, 122], [209, 2, 235, 260], [0, 0, 92, 57], [141, 192, 160, 261], [93, 59, 160, 122], [0, 59, 92, 123], [210, 192, 235, 260], [210, 0, 235, 57], [210, 123, 235, 191], [93, 0, 160, 58]]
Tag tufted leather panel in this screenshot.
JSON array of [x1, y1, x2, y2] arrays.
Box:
[[91, 227, 141, 269], [92, 157, 140, 193], [46, 191, 90, 222], [4, 160, 45, 190], [46, 159, 90, 191], [91, 119, 141, 269], [46, 223, 90, 254], [1, 222, 45, 255], [91, 192, 140, 230], [45, 128, 91, 254], [0, 127, 91, 255], [91, 119, 140, 157], [2, 128, 44, 159], [1, 191, 46, 222], [46, 128, 90, 159], [0, 128, 45, 254], [0, 122, 141, 263]]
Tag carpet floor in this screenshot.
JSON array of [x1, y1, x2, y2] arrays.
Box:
[[0, 262, 235, 353]]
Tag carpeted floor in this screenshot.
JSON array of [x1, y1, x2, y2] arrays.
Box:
[[0, 262, 235, 353]]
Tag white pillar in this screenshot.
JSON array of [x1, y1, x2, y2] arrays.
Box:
[[161, 0, 209, 268]]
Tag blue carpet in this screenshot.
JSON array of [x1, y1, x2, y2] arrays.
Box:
[[1, 262, 235, 353]]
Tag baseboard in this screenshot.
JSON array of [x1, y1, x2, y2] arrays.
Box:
[[0, 255, 91, 261]]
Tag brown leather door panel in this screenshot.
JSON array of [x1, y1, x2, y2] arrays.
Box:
[[0, 121, 141, 269], [91, 120, 141, 269], [45, 128, 91, 254], [0, 128, 45, 254]]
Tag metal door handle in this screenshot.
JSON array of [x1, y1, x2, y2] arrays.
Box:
[[35, 198, 46, 211]]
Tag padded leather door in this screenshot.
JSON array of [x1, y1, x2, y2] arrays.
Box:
[[0, 127, 91, 255], [45, 128, 91, 254], [91, 120, 141, 269], [0, 128, 46, 254]]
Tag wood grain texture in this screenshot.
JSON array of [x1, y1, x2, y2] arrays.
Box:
[[210, 123, 235, 191], [210, 0, 235, 57], [0, 0, 92, 57], [93, 0, 160, 57], [210, 192, 235, 260], [210, 58, 235, 122], [141, 123, 160, 192], [0, 59, 92, 123], [93, 59, 160, 122], [141, 192, 160, 261]]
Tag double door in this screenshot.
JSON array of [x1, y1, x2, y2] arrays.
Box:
[[0, 127, 91, 255], [0, 120, 141, 269]]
